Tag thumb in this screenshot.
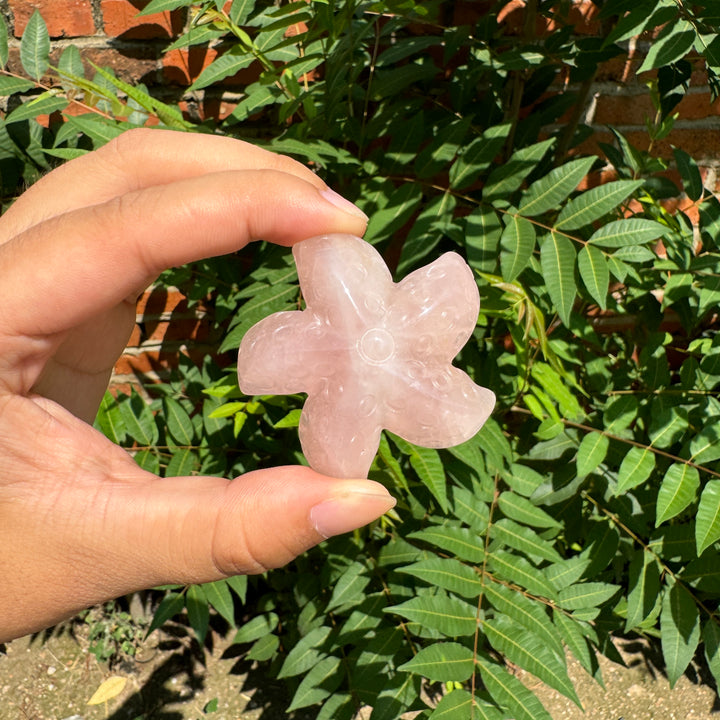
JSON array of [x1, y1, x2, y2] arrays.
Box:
[[126, 467, 396, 585]]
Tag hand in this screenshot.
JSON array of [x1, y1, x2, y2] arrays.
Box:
[[0, 128, 395, 641]]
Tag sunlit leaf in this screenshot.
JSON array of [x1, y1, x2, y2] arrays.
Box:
[[540, 231, 576, 326], [615, 446, 655, 494], [483, 616, 580, 705], [398, 557, 483, 598], [555, 180, 642, 230], [20, 10, 49, 80], [476, 655, 553, 720], [625, 550, 661, 631], [696, 479, 720, 554], [385, 595, 478, 637], [656, 463, 699, 526], [398, 642, 474, 682], [576, 432, 609, 476], [660, 580, 700, 688], [408, 525, 485, 563], [577, 244, 609, 309], [519, 156, 595, 217]]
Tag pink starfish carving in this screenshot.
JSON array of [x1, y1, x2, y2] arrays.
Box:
[[237, 234, 496, 479]]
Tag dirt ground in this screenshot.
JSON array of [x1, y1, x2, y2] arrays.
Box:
[[1, 611, 719, 720]]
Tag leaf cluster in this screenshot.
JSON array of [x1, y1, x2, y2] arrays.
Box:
[[5, 0, 720, 717]]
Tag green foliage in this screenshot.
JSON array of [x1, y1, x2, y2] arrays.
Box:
[[7, 0, 720, 715], [79, 601, 147, 665]]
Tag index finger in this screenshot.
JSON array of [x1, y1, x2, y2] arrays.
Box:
[[0, 128, 326, 242]]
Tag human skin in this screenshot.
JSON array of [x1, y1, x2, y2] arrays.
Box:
[[0, 128, 395, 642]]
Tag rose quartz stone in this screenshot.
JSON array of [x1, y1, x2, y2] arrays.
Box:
[[237, 234, 496, 478]]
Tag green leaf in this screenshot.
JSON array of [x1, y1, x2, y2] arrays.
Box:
[[364, 182, 423, 244], [638, 25, 695, 74], [482, 582, 564, 658], [119, 389, 159, 447], [429, 689, 487, 719], [137, 0, 193, 14], [449, 122, 511, 190], [0, 75, 34, 95], [326, 561, 370, 612], [186, 584, 210, 644], [703, 620, 720, 691], [188, 50, 255, 91], [557, 582, 621, 609], [226, 574, 247, 603], [466, 205, 502, 272], [409, 446, 448, 512], [316, 693, 354, 720], [5, 92, 67, 124], [278, 626, 332, 679], [625, 550, 661, 631], [588, 218, 667, 248], [94, 391, 126, 444], [483, 138, 555, 202], [147, 591, 185, 635], [370, 672, 420, 720], [451, 485, 490, 531], [233, 613, 279, 644], [476, 655, 553, 720], [408, 525, 485, 563], [553, 609, 602, 684], [555, 180, 642, 230], [20, 10, 50, 80], [165, 448, 197, 477], [497, 492, 561, 529], [661, 580, 700, 688], [414, 116, 471, 179], [203, 579, 236, 627], [656, 463, 699, 526], [546, 556, 590, 591], [673, 147, 703, 201], [163, 397, 194, 446], [57, 44, 85, 93], [0, 15, 8, 67], [229, 0, 256, 25], [577, 244, 609, 309], [696, 479, 720, 554], [398, 642, 474, 682], [286, 655, 342, 712], [483, 616, 580, 705], [576, 432, 609, 476], [246, 633, 279, 661], [540, 232, 576, 327], [491, 518, 563, 563], [615, 446, 655, 494], [505, 463, 545, 497], [398, 558, 483, 598], [487, 550, 557, 599], [385, 595, 478, 637], [500, 214, 536, 281], [519, 156, 595, 217]]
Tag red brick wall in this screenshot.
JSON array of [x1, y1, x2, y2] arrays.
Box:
[[2, 0, 718, 393]]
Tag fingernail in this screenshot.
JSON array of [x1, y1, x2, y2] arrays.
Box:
[[319, 187, 369, 222], [310, 485, 396, 539]]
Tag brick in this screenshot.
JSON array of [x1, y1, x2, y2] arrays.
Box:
[[10, 0, 95, 39], [676, 91, 720, 121], [83, 46, 158, 84], [591, 91, 655, 127], [100, 0, 185, 40], [200, 95, 240, 122], [161, 46, 218, 86], [136, 286, 191, 316], [497, 0, 598, 37]]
